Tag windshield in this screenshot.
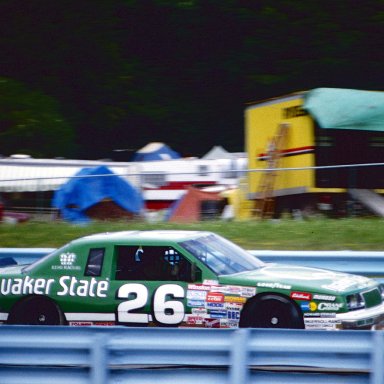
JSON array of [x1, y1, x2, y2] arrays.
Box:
[[180, 233, 264, 275]]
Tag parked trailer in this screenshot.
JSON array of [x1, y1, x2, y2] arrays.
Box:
[[245, 88, 384, 218]]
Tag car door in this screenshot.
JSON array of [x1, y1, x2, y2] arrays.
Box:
[[110, 244, 196, 327]]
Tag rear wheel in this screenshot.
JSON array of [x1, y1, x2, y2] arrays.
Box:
[[239, 294, 304, 329], [8, 296, 65, 325]]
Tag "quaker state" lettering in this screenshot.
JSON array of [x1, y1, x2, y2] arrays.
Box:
[[0, 276, 109, 298]]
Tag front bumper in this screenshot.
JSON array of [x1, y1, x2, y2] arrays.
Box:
[[336, 302, 384, 329]]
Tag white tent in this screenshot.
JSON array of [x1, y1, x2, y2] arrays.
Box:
[[202, 146, 234, 160]]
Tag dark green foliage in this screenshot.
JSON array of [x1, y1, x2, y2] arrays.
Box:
[[0, 77, 76, 157]]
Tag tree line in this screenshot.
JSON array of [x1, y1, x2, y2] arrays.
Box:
[[0, 0, 383, 159]]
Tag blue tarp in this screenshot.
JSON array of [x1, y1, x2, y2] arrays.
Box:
[[52, 165, 144, 223], [304, 88, 384, 131], [132, 142, 180, 161]]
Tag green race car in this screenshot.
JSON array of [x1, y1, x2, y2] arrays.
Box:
[[0, 230, 383, 330]]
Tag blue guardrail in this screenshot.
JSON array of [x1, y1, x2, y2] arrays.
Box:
[[0, 326, 383, 384]]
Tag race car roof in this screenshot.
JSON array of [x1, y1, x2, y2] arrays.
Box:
[[76, 230, 208, 245]]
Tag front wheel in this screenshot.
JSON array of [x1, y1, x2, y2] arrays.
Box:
[[8, 296, 65, 325], [239, 294, 304, 329]]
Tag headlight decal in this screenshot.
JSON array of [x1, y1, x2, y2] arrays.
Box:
[[379, 284, 384, 301], [346, 293, 365, 311]]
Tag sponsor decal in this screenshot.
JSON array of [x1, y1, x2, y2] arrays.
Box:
[[95, 322, 115, 326], [206, 292, 225, 303], [0, 277, 55, 296], [206, 302, 225, 310], [313, 294, 336, 301], [226, 320, 240, 328], [291, 292, 312, 301], [204, 318, 221, 328], [257, 282, 291, 290], [304, 318, 341, 330], [52, 252, 81, 271], [57, 276, 109, 297], [60, 252, 76, 266], [227, 310, 241, 320], [304, 312, 336, 318], [219, 319, 230, 328], [225, 286, 243, 295], [225, 303, 243, 311], [224, 295, 246, 304], [0, 276, 109, 298], [186, 290, 207, 300], [192, 308, 208, 316], [187, 284, 211, 291], [69, 321, 93, 326], [69, 321, 115, 327], [185, 315, 204, 325], [203, 280, 219, 286], [241, 287, 256, 297], [210, 310, 227, 319], [317, 302, 343, 311], [187, 299, 206, 307], [210, 286, 231, 294], [210, 285, 255, 297], [300, 301, 317, 312]]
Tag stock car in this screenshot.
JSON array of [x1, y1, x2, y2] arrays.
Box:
[[0, 230, 384, 330]]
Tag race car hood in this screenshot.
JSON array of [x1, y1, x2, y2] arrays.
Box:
[[220, 263, 377, 294]]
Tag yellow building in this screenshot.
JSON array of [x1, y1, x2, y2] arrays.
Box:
[[245, 88, 384, 218]]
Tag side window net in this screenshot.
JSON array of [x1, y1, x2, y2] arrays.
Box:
[[115, 246, 192, 281]]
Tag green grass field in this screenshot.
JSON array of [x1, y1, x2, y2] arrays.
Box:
[[1, 218, 384, 250]]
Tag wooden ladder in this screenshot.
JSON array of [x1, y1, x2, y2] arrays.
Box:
[[254, 123, 289, 219]]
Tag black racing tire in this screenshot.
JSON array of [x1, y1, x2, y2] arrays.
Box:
[[239, 294, 304, 329], [8, 296, 66, 325]]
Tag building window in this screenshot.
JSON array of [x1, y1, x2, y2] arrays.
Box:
[[141, 172, 166, 187]]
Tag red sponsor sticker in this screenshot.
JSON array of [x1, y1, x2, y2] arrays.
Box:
[[95, 321, 115, 326], [204, 318, 221, 328], [188, 284, 212, 291], [291, 291, 312, 301], [185, 316, 204, 325], [206, 292, 225, 303]]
